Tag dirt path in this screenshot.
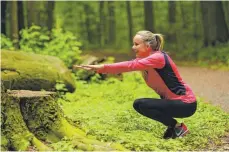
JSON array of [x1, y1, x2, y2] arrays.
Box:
[[178, 66, 229, 113], [178, 66, 229, 151]]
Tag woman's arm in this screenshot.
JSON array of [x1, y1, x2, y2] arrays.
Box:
[[97, 54, 165, 74], [73, 54, 165, 74]]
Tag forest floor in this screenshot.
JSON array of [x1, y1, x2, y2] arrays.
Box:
[[84, 50, 229, 150]]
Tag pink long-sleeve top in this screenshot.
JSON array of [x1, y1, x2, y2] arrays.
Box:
[[97, 51, 196, 103]]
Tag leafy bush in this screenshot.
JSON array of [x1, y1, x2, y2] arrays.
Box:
[[197, 43, 229, 66], [57, 72, 229, 151], [19, 25, 82, 67], [0, 34, 14, 50]]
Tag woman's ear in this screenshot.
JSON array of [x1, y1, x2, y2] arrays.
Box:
[[146, 44, 152, 51], [146, 44, 150, 49]]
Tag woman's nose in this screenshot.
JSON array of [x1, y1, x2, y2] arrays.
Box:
[[132, 46, 136, 52]]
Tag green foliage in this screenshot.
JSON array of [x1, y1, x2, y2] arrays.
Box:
[[19, 25, 82, 67], [54, 1, 228, 67], [58, 72, 229, 151], [55, 81, 68, 92], [197, 43, 229, 66], [0, 34, 14, 50]]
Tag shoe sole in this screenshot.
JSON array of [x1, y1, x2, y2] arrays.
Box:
[[179, 130, 189, 138]]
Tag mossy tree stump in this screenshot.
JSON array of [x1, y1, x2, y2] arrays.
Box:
[[1, 51, 126, 151], [1, 90, 126, 151]]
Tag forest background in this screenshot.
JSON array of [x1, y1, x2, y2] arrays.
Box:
[[1, 1, 229, 68]]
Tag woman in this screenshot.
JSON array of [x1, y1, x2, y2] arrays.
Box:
[[74, 30, 197, 139]]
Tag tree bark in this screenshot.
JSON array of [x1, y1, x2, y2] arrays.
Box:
[[1, 91, 52, 151], [9, 1, 19, 49], [17, 1, 24, 33], [144, 1, 155, 32], [1, 1, 7, 34], [27, 1, 37, 27], [99, 1, 105, 47], [200, 1, 229, 46], [47, 1, 55, 31], [180, 1, 187, 29], [215, 1, 229, 43], [84, 4, 93, 44], [108, 1, 116, 45], [126, 1, 133, 46], [168, 1, 176, 42]]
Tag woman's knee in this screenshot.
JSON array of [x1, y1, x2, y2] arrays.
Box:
[[133, 98, 144, 110]]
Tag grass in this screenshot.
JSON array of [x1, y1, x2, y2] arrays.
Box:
[[57, 72, 229, 151]]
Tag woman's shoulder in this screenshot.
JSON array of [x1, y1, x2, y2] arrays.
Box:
[[149, 51, 165, 58]]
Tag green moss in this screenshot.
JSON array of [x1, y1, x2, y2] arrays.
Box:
[[1, 50, 75, 92], [19, 96, 83, 143], [32, 137, 51, 151], [1, 135, 9, 151], [1, 95, 33, 150]]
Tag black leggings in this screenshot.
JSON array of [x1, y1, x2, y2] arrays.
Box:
[[133, 98, 197, 128]]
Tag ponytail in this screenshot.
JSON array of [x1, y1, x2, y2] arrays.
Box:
[[154, 34, 164, 51]]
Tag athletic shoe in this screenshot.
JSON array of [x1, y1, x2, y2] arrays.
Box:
[[163, 126, 175, 139], [174, 123, 189, 138]]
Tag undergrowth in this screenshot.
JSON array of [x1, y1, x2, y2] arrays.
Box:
[[57, 72, 229, 151]]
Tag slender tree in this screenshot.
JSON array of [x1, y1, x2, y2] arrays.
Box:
[[47, 1, 55, 31], [126, 1, 133, 46], [83, 3, 93, 44], [9, 1, 19, 48], [215, 1, 229, 43], [27, 1, 37, 27], [144, 1, 154, 32], [1, 1, 7, 34], [108, 1, 116, 45], [99, 1, 105, 47], [200, 1, 229, 46], [180, 1, 187, 29], [168, 1, 176, 42], [17, 1, 24, 39]]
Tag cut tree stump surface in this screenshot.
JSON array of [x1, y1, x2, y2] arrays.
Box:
[[7, 90, 56, 98]]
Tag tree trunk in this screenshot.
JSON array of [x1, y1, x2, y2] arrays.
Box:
[[9, 1, 19, 49], [1, 50, 76, 93], [17, 1, 24, 32], [144, 1, 154, 32], [108, 1, 116, 45], [1, 1, 7, 34], [223, 1, 229, 30], [84, 4, 93, 44], [99, 1, 105, 47], [126, 1, 133, 46], [180, 1, 187, 29], [200, 1, 229, 46], [27, 1, 37, 27], [168, 1, 176, 42], [47, 1, 55, 31], [215, 1, 229, 43], [1, 91, 53, 151], [193, 1, 199, 58]]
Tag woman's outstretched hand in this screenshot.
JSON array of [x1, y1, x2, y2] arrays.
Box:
[[73, 64, 104, 71]]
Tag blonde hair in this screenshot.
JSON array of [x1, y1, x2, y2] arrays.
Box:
[[136, 30, 164, 51]]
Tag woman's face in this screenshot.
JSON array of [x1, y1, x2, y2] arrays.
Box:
[[132, 35, 151, 58]]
